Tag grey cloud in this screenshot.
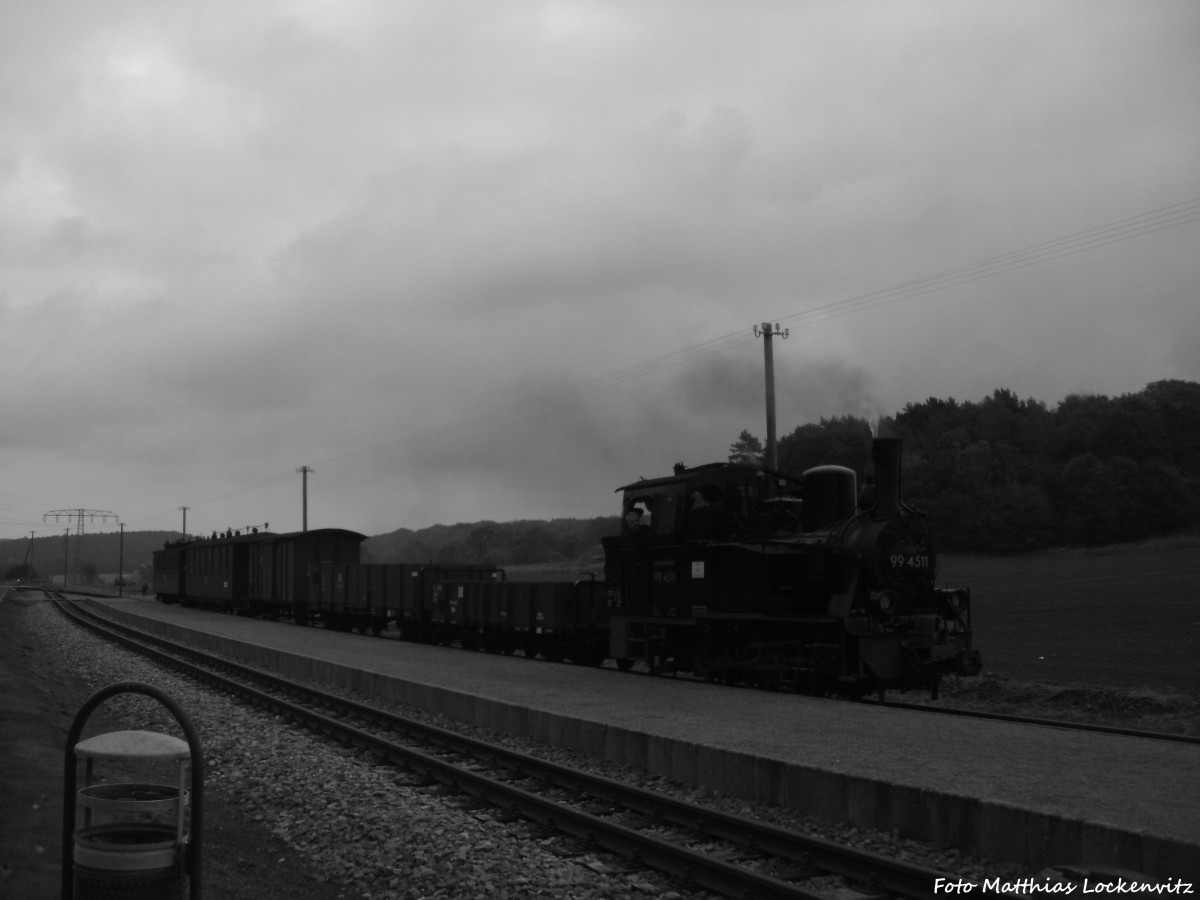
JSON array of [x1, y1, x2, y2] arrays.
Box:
[[1, 1, 1197, 538]]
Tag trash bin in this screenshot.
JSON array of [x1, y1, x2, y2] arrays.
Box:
[[73, 824, 182, 900], [62, 683, 204, 900]]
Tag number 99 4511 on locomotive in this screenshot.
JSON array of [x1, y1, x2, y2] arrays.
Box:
[[601, 437, 982, 698]]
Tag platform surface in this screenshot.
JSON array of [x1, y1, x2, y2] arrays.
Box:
[[85, 596, 1200, 876]]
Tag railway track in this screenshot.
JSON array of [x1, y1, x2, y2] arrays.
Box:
[[57, 598, 955, 900], [864, 697, 1200, 746], [591, 659, 1200, 745]]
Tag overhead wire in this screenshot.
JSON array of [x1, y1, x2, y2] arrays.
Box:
[[774, 197, 1200, 328]]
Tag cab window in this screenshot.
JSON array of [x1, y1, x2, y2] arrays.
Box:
[[621, 484, 684, 539]]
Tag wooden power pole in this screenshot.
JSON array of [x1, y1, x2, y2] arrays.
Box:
[[753, 322, 789, 470], [296, 466, 314, 532]]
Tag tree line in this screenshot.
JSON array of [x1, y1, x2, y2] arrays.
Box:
[[364, 517, 618, 567], [731, 379, 1200, 552], [1, 530, 171, 585]]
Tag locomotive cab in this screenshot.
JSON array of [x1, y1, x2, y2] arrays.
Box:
[[604, 462, 822, 679], [613, 463, 804, 548]]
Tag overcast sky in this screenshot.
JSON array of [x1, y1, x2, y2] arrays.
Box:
[[2, 1, 1198, 541]]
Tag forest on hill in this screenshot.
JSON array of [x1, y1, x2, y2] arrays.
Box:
[[363, 517, 618, 567], [0, 530, 175, 585], [750, 379, 1200, 551]]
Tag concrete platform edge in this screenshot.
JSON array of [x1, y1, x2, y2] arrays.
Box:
[[89, 602, 1199, 879]]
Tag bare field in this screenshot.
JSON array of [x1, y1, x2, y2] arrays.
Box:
[[940, 546, 1200, 694]]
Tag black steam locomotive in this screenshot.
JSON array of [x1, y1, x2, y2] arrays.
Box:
[[153, 437, 979, 698], [603, 437, 980, 697]]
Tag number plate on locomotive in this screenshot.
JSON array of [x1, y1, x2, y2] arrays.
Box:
[[889, 554, 931, 570]]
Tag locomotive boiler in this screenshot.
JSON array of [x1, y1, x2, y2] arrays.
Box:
[[602, 437, 981, 697]]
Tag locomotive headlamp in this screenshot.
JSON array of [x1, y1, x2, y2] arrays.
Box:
[[871, 590, 900, 617], [941, 589, 969, 612]]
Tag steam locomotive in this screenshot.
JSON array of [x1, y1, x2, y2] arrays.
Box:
[[153, 437, 979, 698], [602, 437, 980, 697]]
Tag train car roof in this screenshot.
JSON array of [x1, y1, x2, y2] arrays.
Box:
[[161, 526, 367, 549], [160, 530, 269, 549]]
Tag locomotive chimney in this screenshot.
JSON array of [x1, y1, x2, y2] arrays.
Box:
[[871, 438, 902, 519]]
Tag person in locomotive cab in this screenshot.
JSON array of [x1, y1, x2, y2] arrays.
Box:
[[624, 501, 652, 538]]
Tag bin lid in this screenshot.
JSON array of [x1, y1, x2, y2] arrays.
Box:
[[76, 730, 191, 761]]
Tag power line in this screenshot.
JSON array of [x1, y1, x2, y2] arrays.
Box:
[[774, 197, 1200, 329], [42, 509, 117, 586]]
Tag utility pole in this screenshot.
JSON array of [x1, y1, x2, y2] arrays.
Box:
[[297, 466, 314, 532], [43, 509, 117, 587], [179, 506, 190, 540], [22, 531, 35, 581], [118, 523, 125, 597], [753, 322, 789, 470]]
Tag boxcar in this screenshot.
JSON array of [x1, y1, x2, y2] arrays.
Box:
[[248, 528, 366, 622], [151, 542, 187, 603]]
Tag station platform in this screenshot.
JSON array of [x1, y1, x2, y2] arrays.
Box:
[[80, 596, 1199, 879]]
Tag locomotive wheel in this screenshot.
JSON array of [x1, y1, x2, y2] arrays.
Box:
[[750, 669, 781, 690], [573, 646, 605, 667], [751, 648, 787, 690], [696, 638, 733, 681]]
